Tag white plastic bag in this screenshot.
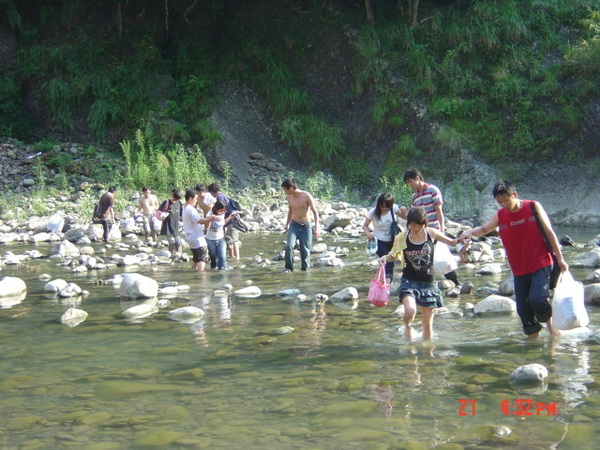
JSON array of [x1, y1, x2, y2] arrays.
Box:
[[552, 271, 589, 330], [433, 242, 458, 277], [46, 212, 64, 234]]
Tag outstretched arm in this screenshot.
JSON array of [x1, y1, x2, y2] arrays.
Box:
[[459, 212, 499, 242], [428, 227, 457, 246]]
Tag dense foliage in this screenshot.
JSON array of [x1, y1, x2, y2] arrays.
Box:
[[0, 0, 599, 187]]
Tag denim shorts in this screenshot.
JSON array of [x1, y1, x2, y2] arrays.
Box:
[[398, 278, 443, 308]]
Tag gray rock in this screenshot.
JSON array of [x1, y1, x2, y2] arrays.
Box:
[[509, 364, 548, 385], [119, 273, 159, 299], [583, 249, 600, 267], [0, 276, 27, 297], [584, 283, 600, 305], [477, 263, 503, 275], [44, 278, 68, 293], [330, 287, 358, 302], [474, 295, 516, 315], [51, 240, 80, 258], [497, 274, 515, 296]]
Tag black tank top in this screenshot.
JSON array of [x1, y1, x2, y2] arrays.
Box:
[[402, 229, 435, 282]]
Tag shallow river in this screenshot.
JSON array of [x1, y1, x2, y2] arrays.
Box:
[[1, 229, 599, 449]]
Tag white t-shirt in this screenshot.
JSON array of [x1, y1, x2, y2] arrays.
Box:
[[183, 204, 207, 248], [366, 204, 400, 242], [205, 211, 225, 241]]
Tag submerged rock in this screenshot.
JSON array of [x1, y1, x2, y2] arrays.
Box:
[[234, 286, 262, 298], [509, 363, 548, 385], [60, 307, 88, 327]]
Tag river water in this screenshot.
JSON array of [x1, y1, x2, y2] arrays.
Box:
[[1, 229, 599, 449]]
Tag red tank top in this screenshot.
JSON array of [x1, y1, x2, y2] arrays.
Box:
[[497, 199, 552, 276]]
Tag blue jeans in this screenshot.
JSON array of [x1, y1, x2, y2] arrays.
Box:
[[514, 266, 552, 335], [285, 220, 312, 271], [207, 238, 227, 270]]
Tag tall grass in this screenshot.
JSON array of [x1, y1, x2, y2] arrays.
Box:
[[120, 128, 214, 194]]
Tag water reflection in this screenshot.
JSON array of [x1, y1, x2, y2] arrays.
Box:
[[0, 232, 599, 448]]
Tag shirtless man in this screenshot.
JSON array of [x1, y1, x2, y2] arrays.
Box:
[[136, 186, 159, 244], [194, 183, 214, 217], [281, 178, 320, 272]]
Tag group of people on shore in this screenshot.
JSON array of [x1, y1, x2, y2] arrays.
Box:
[[98, 183, 241, 272], [97, 169, 569, 341], [363, 168, 568, 341]]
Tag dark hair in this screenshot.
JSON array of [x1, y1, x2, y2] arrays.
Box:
[[108, 186, 117, 193], [373, 193, 394, 221], [194, 183, 206, 192], [207, 183, 220, 194], [185, 189, 197, 201], [406, 207, 427, 226], [172, 189, 182, 201], [492, 180, 516, 198], [141, 186, 149, 192], [281, 178, 297, 189], [403, 168, 423, 183], [212, 200, 226, 214]]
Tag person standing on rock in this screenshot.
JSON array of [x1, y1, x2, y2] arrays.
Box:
[[380, 207, 459, 340], [399, 168, 462, 287], [207, 183, 241, 260], [136, 186, 159, 244], [99, 186, 116, 242], [281, 178, 320, 272], [159, 189, 184, 257], [362, 193, 403, 284], [182, 189, 211, 271], [458, 180, 568, 338]]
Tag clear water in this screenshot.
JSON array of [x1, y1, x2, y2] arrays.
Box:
[[1, 230, 599, 449]]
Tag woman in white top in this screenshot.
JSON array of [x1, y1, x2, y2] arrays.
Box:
[[205, 200, 238, 270], [362, 193, 402, 283]]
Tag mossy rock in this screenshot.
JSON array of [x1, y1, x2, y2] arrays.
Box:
[[133, 430, 183, 448], [338, 377, 366, 392]]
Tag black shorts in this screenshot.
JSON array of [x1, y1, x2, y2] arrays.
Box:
[[191, 246, 209, 263]]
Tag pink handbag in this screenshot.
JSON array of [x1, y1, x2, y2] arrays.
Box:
[[368, 263, 390, 308]]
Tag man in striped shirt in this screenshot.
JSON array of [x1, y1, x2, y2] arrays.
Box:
[[400, 168, 461, 286]]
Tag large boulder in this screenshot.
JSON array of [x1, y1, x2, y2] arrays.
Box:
[[474, 295, 516, 316], [0, 276, 27, 297], [119, 273, 159, 299]]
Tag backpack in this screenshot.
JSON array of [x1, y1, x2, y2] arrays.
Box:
[[92, 201, 102, 223], [226, 198, 243, 216]]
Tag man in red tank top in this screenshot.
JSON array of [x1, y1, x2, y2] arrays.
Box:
[[459, 180, 568, 338]]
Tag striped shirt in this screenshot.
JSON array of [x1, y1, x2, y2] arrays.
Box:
[[411, 183, 443, 229]]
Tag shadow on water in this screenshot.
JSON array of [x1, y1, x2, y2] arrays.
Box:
[[0, 230, 599, 448]]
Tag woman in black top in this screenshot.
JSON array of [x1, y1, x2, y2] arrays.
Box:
[[380, 207, 458, 340]]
